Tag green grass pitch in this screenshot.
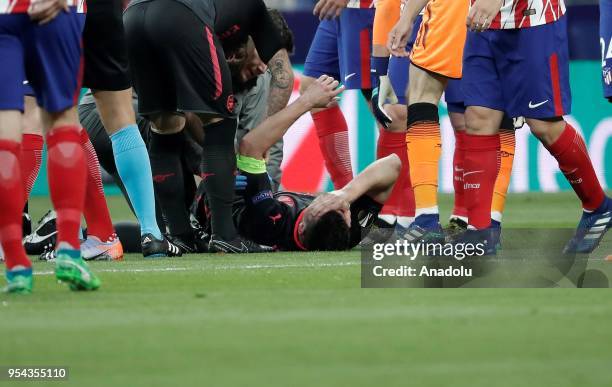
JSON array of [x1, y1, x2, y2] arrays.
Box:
[[1, 193, 612, 387]]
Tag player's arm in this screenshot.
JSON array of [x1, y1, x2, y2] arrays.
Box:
[[388, 0, 429, 57], [266, 49, 294, 117], [306, 155, 401, 221], [339, 154, 401, 205], [238, 75, 344, 160]]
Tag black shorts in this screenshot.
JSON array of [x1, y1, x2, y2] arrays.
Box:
[[82, 0, 131, 91], [124, 0, 235, 117]]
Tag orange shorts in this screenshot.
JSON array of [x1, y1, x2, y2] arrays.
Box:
[[410, 0, 469, 79]]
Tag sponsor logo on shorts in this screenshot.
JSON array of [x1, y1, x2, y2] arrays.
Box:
[[344, 73, 356, 82], [252, 190, 273, 204], [528, 100, 549, 109]]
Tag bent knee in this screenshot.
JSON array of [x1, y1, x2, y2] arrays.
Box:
[[527, 118, 566, 146], [464, 106, 502, 135], [385, 104, 407, 133], [150, 113, 185, 134]]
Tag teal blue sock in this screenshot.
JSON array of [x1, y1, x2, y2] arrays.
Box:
[[110, 125, 162, 239]]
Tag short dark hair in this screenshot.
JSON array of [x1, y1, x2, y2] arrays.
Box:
[[303, 211, 351, 251], [268, 9, 294, 54]]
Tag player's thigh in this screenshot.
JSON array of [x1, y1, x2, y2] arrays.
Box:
[[410, 0, 469, 80], [337, 8, 375, 90], [387, 15, 422, 104], [23, 9, 84, 119], [407, 64, 447, 105], [446, 79, 467, 132], [22, 95, 43, 135], [82, 0, 130, 91], [147, 1, 234, 119], [497, 18, 571, 120], [464, 106, 504, 135], [383, 104, 407, 133], [0, 15, 26, 118], [462, 30, 505, 119], [303, 19, 341, 81], [123, 3, 175, 117], [448, 111, 466, 132]]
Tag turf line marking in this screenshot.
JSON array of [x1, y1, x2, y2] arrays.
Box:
[[33, 261, 359, 276]]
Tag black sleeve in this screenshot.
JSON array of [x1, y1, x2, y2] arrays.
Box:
[[214, 0, 283, 63], [238, 171, 292, 245], [349, 195, 384, 248], [249, 3, 284, 63]]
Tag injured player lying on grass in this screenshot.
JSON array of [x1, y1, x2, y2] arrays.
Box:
[[192, 75, 401, 252]]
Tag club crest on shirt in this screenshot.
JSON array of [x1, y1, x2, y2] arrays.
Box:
[[227, 94, 236, 112], [604, 67, 612, 86]]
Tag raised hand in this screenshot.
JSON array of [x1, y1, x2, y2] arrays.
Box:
[[300, 75, 346, 110], [467, 0, 504, 32]]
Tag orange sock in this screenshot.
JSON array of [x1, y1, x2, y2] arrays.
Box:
[[406, 103, 441, 216], [491, 129, 515, 222]]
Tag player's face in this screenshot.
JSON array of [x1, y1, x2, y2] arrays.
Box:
[[238, 42, 267, 83]]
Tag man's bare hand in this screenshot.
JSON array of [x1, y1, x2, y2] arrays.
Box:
[[300, 75, 345, 110], [28, 0, 69, 25], [307, 191, 351, 226], [313, 0, 350, 20], [467, 0, 503, 32], [387, 17, 413, 57]]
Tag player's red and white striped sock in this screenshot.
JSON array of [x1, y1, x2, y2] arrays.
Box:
[[312, 106, 353, 189], [452, 131, 468, 221], [81, 129, 115, 242], [46, 126, 86, 250], [463, 134, 500, 230], [0, 140, 31, 269], [545, 123, 605, 211], [20, 133, 44, 201], [377, 128, 415, 219]]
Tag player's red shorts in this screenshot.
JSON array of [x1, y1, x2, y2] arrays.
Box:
[[410, 0, 469, 79]]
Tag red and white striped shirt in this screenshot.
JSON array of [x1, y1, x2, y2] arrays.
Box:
[[0, 0, 86, 14], [347, 0, 374, 9], [476, 0, 566, 29]]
